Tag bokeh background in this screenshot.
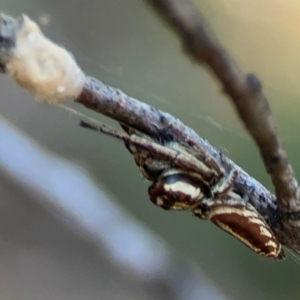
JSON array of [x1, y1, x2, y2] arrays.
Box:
[[0, 0, 300, 299]]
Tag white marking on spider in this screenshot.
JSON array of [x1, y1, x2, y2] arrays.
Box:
[[265, 240, 277, 248], [162, 169, 204, 181], [163, 181, 202, 199], [156, 197, 164, 206]]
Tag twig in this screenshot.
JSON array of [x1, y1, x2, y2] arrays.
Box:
[[143, 0, 300, 243], [0, 13, 299, 253]]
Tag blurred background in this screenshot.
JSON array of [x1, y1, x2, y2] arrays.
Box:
[[0, 0, 300, 299]]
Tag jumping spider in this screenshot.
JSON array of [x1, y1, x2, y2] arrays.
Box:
[[80, 119, 284, 259]]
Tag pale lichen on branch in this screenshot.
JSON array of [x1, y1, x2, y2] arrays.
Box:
[[0, 14, 84, 102]]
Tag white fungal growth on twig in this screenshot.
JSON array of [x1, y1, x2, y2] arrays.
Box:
[[5, 15, 85, 103]]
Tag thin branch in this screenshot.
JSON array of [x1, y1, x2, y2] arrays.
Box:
[[144, 0, 300, 215]]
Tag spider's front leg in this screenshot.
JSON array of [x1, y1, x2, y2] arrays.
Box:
[[120, 124, 222, 183]]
